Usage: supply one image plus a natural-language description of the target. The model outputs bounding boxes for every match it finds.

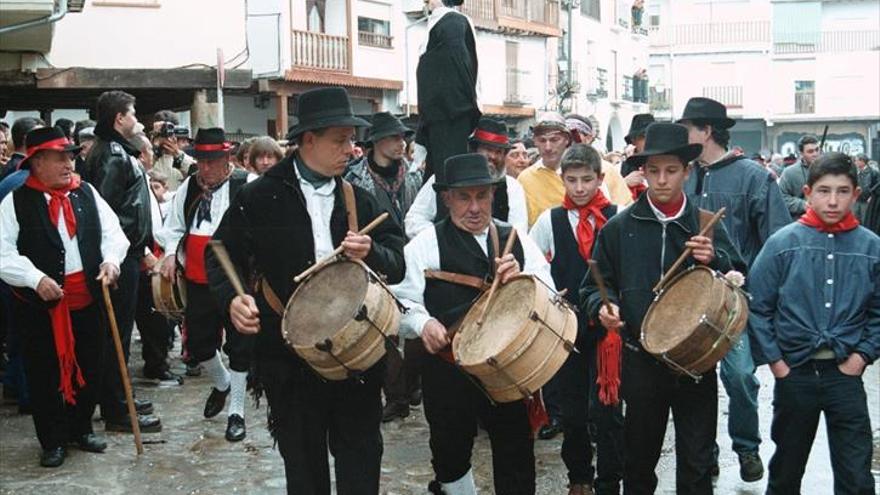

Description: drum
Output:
[452,275,577,403]
[281,259,400,381]
[151,258,186,322]
[641,265,749,378]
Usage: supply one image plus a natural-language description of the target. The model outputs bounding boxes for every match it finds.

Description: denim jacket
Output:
[748,222,880,368]
[685,155,790,266]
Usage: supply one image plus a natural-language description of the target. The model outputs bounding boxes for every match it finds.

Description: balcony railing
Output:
[702,85,743,109]
[795,92,815,114]
[583,67,608,99]
[650,87,671,112]
[774,30,880,54]
[358,31,393,49]
[505,68,531,106]
[623,76,634,102]
[461,0,559,30]
[649,21,771,47]
[292,29,350,72]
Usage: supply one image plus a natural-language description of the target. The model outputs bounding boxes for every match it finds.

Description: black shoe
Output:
[225,414,246,442]
[185,362,202,377]
[39,447,66,468]
[381,401,410,423]
[738,452,764,482]
[72,433,107,453]
[105,414,163,433]
[144,368,184,385]
[134,398,154,415]
[538,417,563,440]
[204,386,230,419]
[409,388,422,407]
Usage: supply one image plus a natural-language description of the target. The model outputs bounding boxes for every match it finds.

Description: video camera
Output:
[156,122,191,139]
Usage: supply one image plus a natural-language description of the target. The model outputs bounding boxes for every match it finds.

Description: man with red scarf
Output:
[749,152,879,494]
[529,143,623,495]
[0,127,129,467]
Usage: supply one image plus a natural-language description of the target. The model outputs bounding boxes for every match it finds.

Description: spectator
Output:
[246,136,284,175]
[768,153,785,177]
[235,137,255,172]
[778,135,820,220]
[0,117,45,180]
[150,110,191,190]
[565,114,631,206]
[518,112,571,226]
[504,139,530,178]
[74,125,96,177]
[148,169,173,217]
[853,153,877,221]
[53,118,74,141]
[0,126,8,167]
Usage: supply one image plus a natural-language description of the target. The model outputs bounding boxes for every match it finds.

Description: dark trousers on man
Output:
[185,280,251,372]
[422,114,474,183]
[588,347,625,495]
[100,253,140,420]
[767,359,875,495]
[383,337,425,407]
[17,302,104,450]
[262,357,384,495]
[559,345,595,486]
[422,354,535,494]
[135,270,173,376]
[622,347,717,495]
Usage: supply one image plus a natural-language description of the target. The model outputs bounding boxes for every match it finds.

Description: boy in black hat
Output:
[206,87,405,494]
[393,152,554,495]
[581,123,746,494]
[678,96,789,481]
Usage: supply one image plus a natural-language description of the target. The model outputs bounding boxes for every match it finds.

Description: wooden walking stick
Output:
[294,212,390,283]
[101,282,143,455]
[476,228,518,326]
[652,207,726,292]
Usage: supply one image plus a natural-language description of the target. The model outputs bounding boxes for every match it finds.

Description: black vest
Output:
[424,218,525,328]
[549,204,617,346]
[12,183,103,305]
[434,179,510,223]
[178,169,249,256]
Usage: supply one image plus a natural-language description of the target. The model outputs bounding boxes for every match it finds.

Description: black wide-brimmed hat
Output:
[623,123,703,169]
[19,126,82,170]
[625,113,655,145]
[469,117,511,150]
[676,97,735,129]
[186,127,233,159]
[286,87,371,140]
[433,153,503,191]
[366,112,413,143]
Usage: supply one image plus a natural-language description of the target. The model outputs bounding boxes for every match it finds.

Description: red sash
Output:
[184,234,211,283]
[50,271,93,404]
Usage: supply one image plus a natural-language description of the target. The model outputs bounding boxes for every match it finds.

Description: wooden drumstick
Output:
[476,228,518,326]
[208,240,247,298]
[294,212,390,283]
[587,260,615,315]
[652,207,726,293]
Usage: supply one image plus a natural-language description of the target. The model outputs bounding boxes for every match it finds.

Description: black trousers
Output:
[559,345,594,485]
[100,253,140,419]
[767,359,875,495]
[135,270,172,375]
[263,358,384,495]
[621,348,717,495]
[383,337,425,406]
[422,354,535,494]
[588,347,625,495]
[185,280,252,372]
[422,114,474,183]
[17,301,104,450]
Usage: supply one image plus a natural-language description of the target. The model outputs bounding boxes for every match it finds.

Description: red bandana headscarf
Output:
[798,207,860,233]
[562,189,611,261]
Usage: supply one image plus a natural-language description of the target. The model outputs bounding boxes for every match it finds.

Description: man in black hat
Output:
[205,87,405,494]
[405,117,528,239]
[581,122,746,494]
[678,96,789,482]
[158,128,254,442]
[0,126,129,467]
[393,153,553,494]
[621,113,655,198]
[344,111,426,422]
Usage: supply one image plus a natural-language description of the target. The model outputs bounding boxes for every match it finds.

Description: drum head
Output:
[456,277,534,366]
[284,261,369,347]
[643,267,716,354]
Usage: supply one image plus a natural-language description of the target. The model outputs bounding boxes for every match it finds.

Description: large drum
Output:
[281,259,400,381]
[641,265,749,378]
[151,257,186,322]
[452,275,577,403]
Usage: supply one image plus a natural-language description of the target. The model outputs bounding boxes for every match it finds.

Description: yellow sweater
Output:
[518,162,565,226]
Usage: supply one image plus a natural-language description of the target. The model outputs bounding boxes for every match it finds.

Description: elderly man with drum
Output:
[205,87,405,495]
[394,153,555,495]
[581,123,746,495]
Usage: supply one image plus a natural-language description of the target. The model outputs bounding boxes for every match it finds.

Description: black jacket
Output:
[205,154,406,361]
[579,193,747,346]
[83,123,152,255]
[417,11,479,125]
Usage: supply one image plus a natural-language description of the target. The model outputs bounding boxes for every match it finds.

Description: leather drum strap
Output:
[342,180,359,232]
[424,270,489,291]
[257,277,286,316]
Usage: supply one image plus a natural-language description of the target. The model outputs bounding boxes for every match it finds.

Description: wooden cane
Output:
[652,207,726,292]
[101,282,143,455]
[208,241,247,298]
[476,228,519,326]
[293,212,390,283]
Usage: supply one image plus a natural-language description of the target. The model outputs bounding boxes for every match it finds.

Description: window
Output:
[795,80,815,113]
[358,17,392,48]
[581,0,600,21]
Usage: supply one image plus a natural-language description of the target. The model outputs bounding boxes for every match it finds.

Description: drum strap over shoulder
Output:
[256,276,286,316]
[424,270,489,291]
[342,179,359,232]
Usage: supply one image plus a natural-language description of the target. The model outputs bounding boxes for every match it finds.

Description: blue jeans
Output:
[719,330,761,455]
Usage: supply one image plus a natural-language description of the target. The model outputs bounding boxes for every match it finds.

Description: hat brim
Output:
[19,144,83,170]
[369,127,415,143]
[184,146,233,159]
[623,143,703,169]
[433,177,503,192]
[676,116,736,130]
[469,137,512,150]
[624,128,648,145]
[287,115,372,140]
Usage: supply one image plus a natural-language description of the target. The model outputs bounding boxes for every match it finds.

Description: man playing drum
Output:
[580,123,746,494]
[393,153,554,495]
[205,87,405,494]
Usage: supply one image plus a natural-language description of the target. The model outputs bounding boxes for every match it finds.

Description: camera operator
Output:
[150,110,192,191]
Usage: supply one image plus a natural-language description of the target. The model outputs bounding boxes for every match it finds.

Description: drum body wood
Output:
[151,258,186,322]
[282,259,400,381]
[452,275,577,403]
[641,265,749,377]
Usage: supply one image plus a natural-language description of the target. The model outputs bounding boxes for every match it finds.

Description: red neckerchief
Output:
[24,174,82,238]
[649,192,685,218]
[798,207,860,233]
[562,189,611,261]
[629,183,647,201]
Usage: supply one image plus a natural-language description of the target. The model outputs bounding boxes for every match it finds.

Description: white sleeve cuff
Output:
[26,269,48,291]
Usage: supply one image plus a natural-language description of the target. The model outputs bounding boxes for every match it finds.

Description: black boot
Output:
[72,433,108,453]
[105,414,163,433]
[39,447,66,468]
[225,414,246,442]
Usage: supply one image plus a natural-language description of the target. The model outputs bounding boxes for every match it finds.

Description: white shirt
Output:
[293,162,338,261]
[392,224,555,339]
[404,175,529,240]
[529,207,598,261]
[0,183,130,290]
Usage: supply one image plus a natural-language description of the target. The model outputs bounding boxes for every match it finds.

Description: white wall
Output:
[223,94,277,135]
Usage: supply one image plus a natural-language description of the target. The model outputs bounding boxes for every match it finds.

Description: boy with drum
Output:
[749,152,879,494]
[580,123,746,494]
[529,143,623,495]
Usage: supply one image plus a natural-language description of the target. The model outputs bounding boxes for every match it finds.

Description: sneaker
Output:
[185,362,202,377]
[143,368,184,386]
[738,452,764,482]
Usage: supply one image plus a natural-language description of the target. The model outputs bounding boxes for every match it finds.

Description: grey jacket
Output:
[777,159,810,220]
[344,154,423,227]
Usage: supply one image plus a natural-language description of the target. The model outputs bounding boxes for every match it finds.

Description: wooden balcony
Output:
[358,31,393,49]
[291,29,350,73]
[460,0,560,37]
